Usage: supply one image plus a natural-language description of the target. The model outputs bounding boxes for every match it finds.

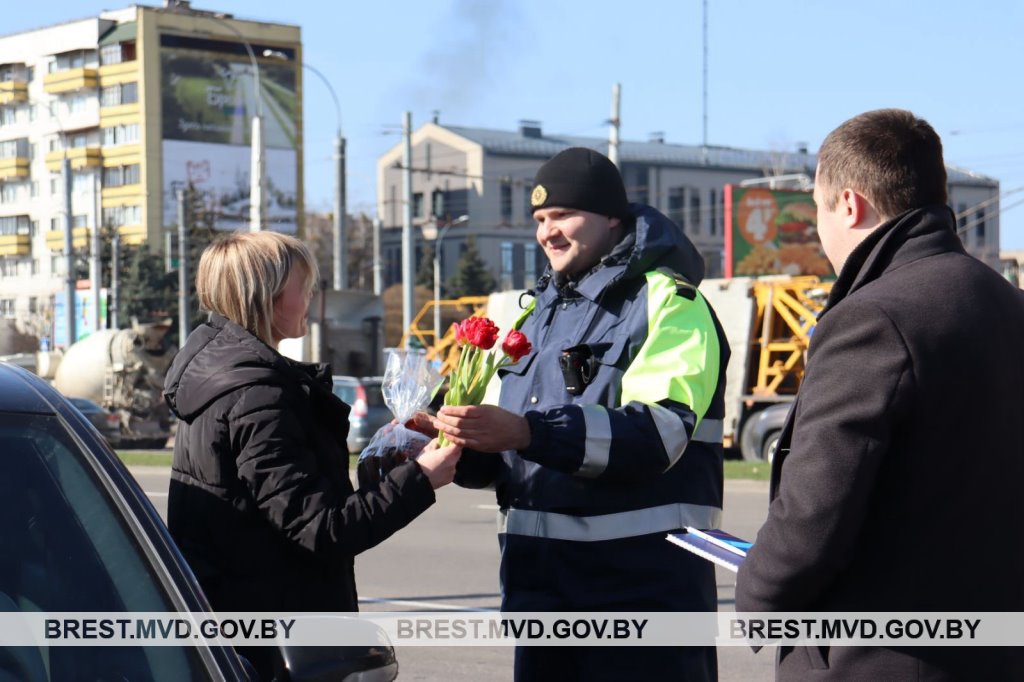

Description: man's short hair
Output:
[196,231,318,344]
[816,108,947,219]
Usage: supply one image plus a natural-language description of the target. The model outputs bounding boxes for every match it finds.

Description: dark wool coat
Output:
[736,206,1024,679]
[163,314,435,615]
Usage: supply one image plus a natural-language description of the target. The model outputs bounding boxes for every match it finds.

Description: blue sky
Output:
[14,0,1024,249]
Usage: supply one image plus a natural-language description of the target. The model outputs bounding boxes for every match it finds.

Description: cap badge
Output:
[531,185,548,207]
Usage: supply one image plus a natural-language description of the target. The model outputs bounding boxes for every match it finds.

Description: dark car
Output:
[0,362,398,682]
[739,402,793,462]
[68,396,122,447]
[332,376,391,454]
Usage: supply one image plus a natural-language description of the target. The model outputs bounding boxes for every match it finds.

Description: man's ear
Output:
[842,189,880,229]
[608,216,621,231]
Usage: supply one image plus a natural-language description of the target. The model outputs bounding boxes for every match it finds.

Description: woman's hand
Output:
[406,411,439,438]
[415,439,462,489]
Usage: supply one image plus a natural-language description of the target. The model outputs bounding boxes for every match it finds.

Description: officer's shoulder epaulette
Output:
[653,267,697,300]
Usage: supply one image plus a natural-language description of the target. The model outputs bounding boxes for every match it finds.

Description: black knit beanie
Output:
[530,147,631,220]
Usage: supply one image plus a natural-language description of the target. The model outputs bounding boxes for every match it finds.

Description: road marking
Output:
[475,504,499,510]
[145,492,168,498]
[360,597,496,612]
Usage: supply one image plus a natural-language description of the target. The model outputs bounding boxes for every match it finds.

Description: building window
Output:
[30,220,38,237]
[26,67,34,82]
[68,95,88,115]
[500,181,512,222]
[500,241,514,290]
[524,242,537,285]
[72,214,88,229]
[0,261,14,277]
[50,217,60,232]
[389,185,396,226]
[524,185,534,224]
[0,215,29,235]
[28,296,37,313]
[689,190,702,235]
[102,204,141,227]
[100,44,122,66]
[50,178,59,196]
[101,82,138,107]
[709,188,719,236]
[668,187,685,231]
[431,189,445,218]
[51,255,66,276]
[102,123,139,147]
[975,209,986,244]
[0,108,15,126]
[72,173,90,194]
[0,299,15,317]
[412,192,424,218]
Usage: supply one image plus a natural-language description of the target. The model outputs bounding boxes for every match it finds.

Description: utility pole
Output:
[111,230,120,330]
[401,112,414,346]
[89,172,101,333]
[62,157,75,348]
[701,0,709,164]
[609,83,621,169]
[372,217,383,296]
[177,189,190,341]
[334,135,347,289]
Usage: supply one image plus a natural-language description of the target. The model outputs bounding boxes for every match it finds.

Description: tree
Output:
[449,236,496,297]
[304,211,377,291]
[117,242,175,326]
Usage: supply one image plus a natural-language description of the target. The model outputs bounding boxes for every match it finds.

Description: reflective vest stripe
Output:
[648,403,693,470]
[692,418,723,444]
[498,502,723,542]
[578,404,611,478]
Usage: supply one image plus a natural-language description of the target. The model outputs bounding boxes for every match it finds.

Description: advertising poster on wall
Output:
[723,185,833,278]
[160,35,300,233]
[53,289,109,348]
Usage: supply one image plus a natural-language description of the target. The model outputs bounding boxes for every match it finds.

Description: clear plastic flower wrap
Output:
[356,349,442,490]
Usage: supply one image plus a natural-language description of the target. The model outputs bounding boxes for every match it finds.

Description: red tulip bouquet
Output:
[438,316,532,445]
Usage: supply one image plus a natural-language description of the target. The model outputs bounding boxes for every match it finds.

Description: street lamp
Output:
[423,214,468,344]
[196,18,265,231]
[263,50,347,290]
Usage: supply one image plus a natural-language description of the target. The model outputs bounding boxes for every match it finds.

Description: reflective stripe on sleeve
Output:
[692,418,723,444]
[578,404,612,478]
[648,403,694,470]
[498,503,723,542]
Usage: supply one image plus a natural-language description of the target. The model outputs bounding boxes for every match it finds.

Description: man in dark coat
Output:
[735,109,1024,679]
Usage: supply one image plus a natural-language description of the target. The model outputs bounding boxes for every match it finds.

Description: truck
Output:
[51,321,177,448]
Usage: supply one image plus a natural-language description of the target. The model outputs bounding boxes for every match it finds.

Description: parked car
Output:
[738,402,793,462]
[67,396,122,447]
[331,376,391,454]
[0,362,398,682]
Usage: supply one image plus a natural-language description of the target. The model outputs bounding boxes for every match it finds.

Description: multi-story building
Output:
[0,1,302,347]
[376,120,1000,291]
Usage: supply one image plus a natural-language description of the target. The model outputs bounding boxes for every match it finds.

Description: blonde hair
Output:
[196,231,319,344]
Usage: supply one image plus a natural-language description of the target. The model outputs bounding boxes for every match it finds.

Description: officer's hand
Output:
[430,405,531,452]
[415,439,462,489]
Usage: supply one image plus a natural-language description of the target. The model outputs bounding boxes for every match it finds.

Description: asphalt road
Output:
[133,468,776,681]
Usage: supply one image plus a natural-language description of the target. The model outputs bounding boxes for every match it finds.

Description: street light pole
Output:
[199,17,265,231]
[265,52,346,289]
[432,215,468,344]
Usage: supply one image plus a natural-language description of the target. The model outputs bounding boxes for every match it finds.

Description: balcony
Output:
[43,67,99,94]
[45,227,90,251]
[101,184,142,203]
[0,157,29,180]
[45,146,102,173]
[101,143,141,166]
[99,102,140,127]
[117,223,145,246]
[0,234,30,257]
[98,61,138,82]
[0,81,28,106]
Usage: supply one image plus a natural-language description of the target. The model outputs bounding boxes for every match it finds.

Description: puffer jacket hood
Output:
[164,314,306,422]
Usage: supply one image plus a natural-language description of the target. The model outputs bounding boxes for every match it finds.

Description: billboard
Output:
[723,186,833,278]
[160,36,299,232]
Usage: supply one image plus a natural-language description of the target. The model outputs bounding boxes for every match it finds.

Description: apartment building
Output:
[0,2,301,348]
[376,120,1000,292]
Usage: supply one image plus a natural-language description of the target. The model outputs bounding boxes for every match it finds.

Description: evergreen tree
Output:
[415,243,434,289]
[449,236,496,297]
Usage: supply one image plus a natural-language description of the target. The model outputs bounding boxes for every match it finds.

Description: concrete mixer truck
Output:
[53,321,176,448]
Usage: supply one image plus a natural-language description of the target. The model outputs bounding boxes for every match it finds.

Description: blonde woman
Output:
[163,231,460,679]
